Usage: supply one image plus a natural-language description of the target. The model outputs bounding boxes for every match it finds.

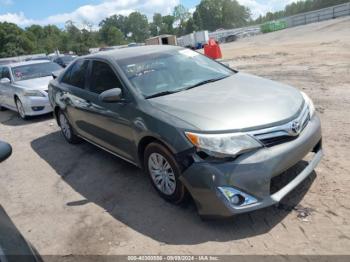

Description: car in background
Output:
[52,55,76,68]
[0,60,62,119]
[49,45,322,218]
[25,56,51,62]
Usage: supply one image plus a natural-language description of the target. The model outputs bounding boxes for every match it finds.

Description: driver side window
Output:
[89,61,122,95]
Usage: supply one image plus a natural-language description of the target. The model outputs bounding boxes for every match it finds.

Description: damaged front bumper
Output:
[179,115,323,218]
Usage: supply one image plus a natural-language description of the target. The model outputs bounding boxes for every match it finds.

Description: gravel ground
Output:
[0,17,350,256]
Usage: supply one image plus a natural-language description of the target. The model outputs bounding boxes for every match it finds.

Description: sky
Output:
[0,0,296,28]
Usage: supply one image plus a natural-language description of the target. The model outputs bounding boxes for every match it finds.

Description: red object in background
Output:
[204,39,222,59]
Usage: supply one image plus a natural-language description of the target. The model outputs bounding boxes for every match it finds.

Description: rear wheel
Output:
[58,111,81,144]
[15,98,27,120]
[144,142,188,203]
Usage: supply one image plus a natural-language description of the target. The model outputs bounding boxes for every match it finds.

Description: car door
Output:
[78,59,136,161]
[0,67,15,109]
[58,59,91,135]
[0,66,4,106]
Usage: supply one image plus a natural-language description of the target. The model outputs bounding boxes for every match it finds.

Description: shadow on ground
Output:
[31,131,316,245]
[0,110,52,126]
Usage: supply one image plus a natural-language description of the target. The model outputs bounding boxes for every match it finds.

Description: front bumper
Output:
[21,96,53,116]
[180,115,323,218]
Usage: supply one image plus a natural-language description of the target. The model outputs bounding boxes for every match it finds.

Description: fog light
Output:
[230,194,243,205]
[218,186,258,207]
[31,106,44,111]
[230,195,241,205]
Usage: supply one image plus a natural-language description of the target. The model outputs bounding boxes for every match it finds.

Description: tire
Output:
[144,142,188,204]
[58,110,81,144]
[15,97,27,120]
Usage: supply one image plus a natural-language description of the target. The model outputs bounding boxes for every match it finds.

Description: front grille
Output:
[260,135,298,147]
[251,105,310,148]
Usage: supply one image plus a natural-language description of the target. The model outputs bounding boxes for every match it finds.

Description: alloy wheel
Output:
[59,113,72,140]
[16,99,26,119]
[148,152,176,195]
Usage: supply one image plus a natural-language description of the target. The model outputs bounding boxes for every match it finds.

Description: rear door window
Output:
[61,60,89,89]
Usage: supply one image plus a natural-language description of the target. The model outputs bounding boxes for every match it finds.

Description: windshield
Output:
[117,49,234,98]
[12,62,62,81]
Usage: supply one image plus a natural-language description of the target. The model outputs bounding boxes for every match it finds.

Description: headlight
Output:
[23,90,45,97]
[185,131,262,158]
[301,92,315,117]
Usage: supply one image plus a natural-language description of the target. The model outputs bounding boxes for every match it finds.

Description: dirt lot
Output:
[1,17,350,256]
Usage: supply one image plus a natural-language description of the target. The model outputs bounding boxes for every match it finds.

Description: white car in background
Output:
[0,60,62,119]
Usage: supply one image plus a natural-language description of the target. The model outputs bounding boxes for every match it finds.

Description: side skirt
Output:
[77,134,139,167]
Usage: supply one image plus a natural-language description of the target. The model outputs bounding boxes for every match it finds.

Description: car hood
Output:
[149,72,304,131]
[15,76,52,91]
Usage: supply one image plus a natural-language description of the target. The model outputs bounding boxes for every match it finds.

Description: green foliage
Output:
[0,0,344,58]
[193,0,250,31]
[127,12,149,42]
[0,22,34,57]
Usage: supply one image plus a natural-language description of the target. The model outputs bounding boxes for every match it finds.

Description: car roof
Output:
[85,45,183,61]
[5,60,53,68]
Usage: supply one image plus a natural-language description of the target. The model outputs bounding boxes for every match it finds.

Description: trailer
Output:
[177,31,209,49]
[145,35,177,46]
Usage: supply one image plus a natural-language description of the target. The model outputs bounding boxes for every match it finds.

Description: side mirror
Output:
[52,70,62,79]
[0,78,11,84]
[99,88,122,103]
[0,140,12,163]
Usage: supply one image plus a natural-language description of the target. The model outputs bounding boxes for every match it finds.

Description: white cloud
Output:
[0,0,179,28]
[0,12,35,25]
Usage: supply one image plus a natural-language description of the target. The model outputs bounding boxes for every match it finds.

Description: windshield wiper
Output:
[145,90,181,99]
[145,76,229,99]
[183,76,229,91]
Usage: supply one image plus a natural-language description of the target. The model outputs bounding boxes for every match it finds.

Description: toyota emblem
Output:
[291,120,301,135]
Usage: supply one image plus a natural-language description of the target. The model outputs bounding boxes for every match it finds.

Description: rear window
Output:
[12,62,62,81]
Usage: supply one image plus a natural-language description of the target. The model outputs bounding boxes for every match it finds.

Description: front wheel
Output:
[58,111,81,144]
[144,142,188,204]
[15,98,27,120]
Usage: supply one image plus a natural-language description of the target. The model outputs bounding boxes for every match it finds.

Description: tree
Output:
[173,4,190,35]
[99,14,128,37]
[100,26,125,46]
[126,12,149,42]
[150,13,162,36]
[173,4,190,23]
[185,17,196,34]
[0,22,34,58]
[193,0,250,31]
[160,15,175,34]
